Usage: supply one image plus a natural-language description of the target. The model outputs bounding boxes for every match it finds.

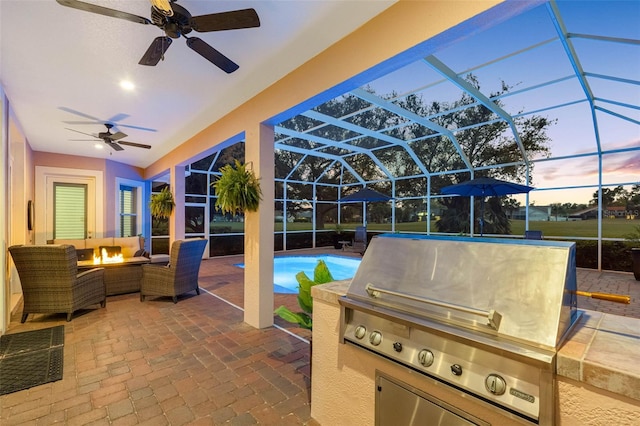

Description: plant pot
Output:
[632,248,640,281]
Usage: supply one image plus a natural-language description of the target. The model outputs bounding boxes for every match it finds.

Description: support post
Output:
[244,124,275,328]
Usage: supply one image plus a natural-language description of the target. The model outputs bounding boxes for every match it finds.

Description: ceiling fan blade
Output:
[191,8,260,32]
[55,0,152,25]
[106,113,130,123]
[65,127,98,138]
[113,123,157,132]
[106,142,125,151]
[109,131,128,141]
[186,37,239,73]
[60,106,102,121]
[139,37,173,66]
[118,141,152,150]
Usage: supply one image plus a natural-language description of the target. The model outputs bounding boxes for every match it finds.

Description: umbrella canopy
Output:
[440,177,534,236]
[440,177,534,198]
[340,188,392,203]
[340,188,392,226]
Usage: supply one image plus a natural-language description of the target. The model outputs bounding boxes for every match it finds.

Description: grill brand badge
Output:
[510,388,535,404]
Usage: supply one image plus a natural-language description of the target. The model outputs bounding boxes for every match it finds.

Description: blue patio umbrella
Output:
[340,188,392,225]
[440,177,534,236]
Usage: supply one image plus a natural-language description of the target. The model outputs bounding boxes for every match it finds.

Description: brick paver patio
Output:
[0,247,636,424]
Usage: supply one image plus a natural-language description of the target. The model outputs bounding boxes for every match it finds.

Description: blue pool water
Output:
[236,255,361,294]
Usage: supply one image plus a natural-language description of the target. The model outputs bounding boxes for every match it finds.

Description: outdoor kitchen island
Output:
[310,235,640,425]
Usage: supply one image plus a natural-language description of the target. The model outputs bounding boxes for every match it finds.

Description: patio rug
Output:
[0,325,64,395]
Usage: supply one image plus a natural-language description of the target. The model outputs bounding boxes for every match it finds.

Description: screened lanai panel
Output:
[596,109,640,153]
[588,78,640,115]
[575,40,639,83]
[396,177,427,198]
[345,136,392,150]
[307,124,361,141]
[499,78,587,120]
[191,153,216,171]
[274,150,304,179]
[276,136,322,150]
[406,77,468,115]
[602,152,640,186]
[316,146,358,157]
[371,145,421,178]
[342,153,388,181]
[468,41,575,94]
[435,5,555,72]
[279,115,324,132]
[541,103,598,158]
[383,122,438,143]
[560,1,640,40]
[531,156,600,200]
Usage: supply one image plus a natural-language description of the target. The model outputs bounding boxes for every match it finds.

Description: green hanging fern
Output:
[149,187,175,219]
[213,160,263,214]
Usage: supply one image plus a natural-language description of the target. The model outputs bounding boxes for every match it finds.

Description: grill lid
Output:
[345,234,578,350]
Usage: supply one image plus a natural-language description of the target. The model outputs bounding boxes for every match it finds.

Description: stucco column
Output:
[170,165,185,244]
[244,123,275,328]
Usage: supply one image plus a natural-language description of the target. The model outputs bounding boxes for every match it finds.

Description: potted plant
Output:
[624,225,640,280]
[274,260,334,330]
[212,160,262,214]
[149,187,175,219]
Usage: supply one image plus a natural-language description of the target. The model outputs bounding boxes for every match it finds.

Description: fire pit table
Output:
[78,256,150,295]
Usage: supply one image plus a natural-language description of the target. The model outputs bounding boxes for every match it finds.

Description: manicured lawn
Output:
[213,218,638,239]
[315,219,639,239]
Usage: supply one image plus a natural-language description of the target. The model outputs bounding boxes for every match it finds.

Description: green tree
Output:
[432,76,553,234]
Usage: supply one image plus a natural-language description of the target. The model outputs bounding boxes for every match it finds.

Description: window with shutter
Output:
[54,183,87,239]
[119,185,137,237]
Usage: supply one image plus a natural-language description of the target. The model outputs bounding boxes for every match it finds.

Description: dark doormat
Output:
[0,325,64,395]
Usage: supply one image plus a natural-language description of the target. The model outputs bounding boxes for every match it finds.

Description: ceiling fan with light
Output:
[55,0,261,73]
[66,124,152,151]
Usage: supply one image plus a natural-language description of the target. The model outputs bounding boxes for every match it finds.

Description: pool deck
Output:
[1,247,636,425]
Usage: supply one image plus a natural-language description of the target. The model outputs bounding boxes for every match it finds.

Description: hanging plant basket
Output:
[212,160,263,214]
[149,187,175,219]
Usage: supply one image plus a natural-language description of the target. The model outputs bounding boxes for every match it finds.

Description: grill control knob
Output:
[485,374,507,396]
[369,331,382,346]
[417,349,434,367]
[451,364,463,376]
[354,325,366,339]
[393,342,403,352]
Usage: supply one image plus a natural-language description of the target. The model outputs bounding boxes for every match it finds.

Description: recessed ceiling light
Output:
[120,80,135,91]
[95,143,104,150]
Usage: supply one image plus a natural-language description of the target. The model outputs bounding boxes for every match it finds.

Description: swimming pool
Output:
[236,255,361,294]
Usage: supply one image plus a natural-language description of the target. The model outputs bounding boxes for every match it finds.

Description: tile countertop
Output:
[311,281,640,402]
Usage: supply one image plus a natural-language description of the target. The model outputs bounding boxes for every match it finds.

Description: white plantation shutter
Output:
[54,183,87,239]
[119,185,137,237]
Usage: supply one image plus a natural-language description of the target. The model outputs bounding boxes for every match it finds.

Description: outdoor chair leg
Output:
[20,312,28,323]
[172,296,178,304]
[101,299,106,308]
[196,287,200,295]
[140,294,145,302]
[66,313,73,322]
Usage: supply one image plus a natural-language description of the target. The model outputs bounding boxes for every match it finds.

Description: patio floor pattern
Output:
[0,247,637,425]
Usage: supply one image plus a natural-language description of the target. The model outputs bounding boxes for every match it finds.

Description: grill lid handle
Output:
[365,283,503,330]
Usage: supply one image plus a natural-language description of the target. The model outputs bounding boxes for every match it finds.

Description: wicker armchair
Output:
[140,238,208,303]
[8,244,106,323]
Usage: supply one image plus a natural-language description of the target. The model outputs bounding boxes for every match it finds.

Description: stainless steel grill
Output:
[339,234,579,425]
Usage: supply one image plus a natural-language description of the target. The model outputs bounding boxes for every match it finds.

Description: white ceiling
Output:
[0,0,396,168]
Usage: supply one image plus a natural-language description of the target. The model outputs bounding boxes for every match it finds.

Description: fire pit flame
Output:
[93,249,124,265]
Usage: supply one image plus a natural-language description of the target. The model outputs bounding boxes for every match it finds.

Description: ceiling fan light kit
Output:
[55,0,260,73]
